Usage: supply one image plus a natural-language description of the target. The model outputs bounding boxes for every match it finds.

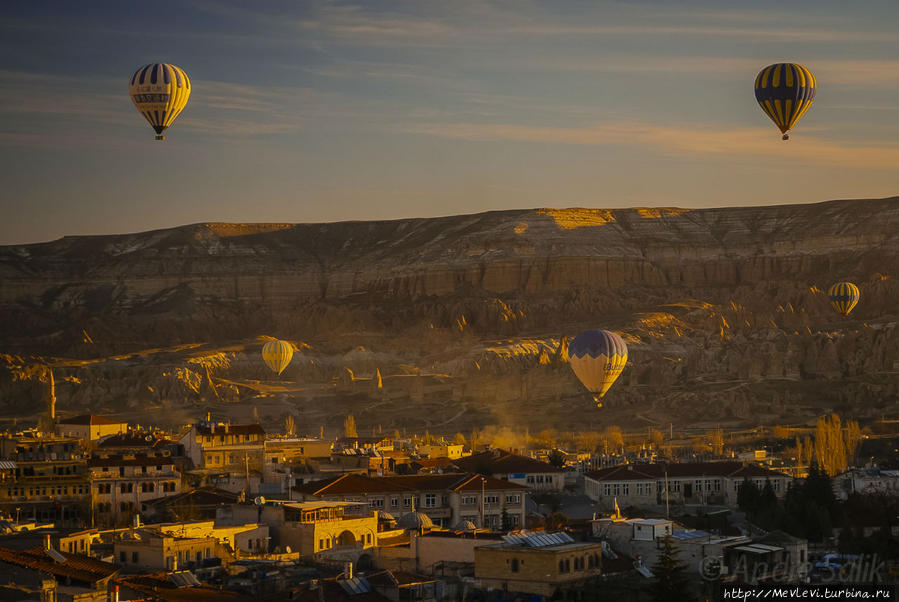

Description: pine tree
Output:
[648,534,697,602]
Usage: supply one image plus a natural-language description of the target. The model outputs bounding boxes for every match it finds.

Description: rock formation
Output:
[0,197,897,433]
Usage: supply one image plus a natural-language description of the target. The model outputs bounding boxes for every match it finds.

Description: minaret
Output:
[47,367,56,422]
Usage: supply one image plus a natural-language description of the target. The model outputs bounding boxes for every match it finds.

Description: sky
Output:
[1,0,898,245]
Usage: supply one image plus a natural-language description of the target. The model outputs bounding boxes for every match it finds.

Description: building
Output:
[474,531,603,597]
[293,473,528,530]
[833,468,899,499]
[0,539,119,602]
[113,527,236,571]
[585,461,792,509]
[56,414,128,441]
[217,500,378,559]
[93,432,183,461]
[141,486,241,522]
[594,517,749,576]
[419,444,465,460]
[0,433,90,525]
[179,421,265,471]
[89,454,183,527]
[453,449,566,492]
[153,519,270,555]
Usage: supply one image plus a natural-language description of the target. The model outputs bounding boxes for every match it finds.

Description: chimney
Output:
[44,534,51,550]
[112,585,120,602]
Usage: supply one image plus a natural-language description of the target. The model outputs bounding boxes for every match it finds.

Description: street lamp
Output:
[480,477,486,529]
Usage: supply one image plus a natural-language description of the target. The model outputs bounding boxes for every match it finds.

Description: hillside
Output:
[1,197,897,434]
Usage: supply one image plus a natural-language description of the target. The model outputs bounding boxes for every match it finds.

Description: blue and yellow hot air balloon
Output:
[568,330,628,407]
[828,282,860,317]
[129,63,191,141]
[261,340,294,375]
[754,63,816,140]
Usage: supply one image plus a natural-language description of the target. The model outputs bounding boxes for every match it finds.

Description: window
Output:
[366,533,372,545]
[511,558,519,573]
[773,479,781,492]
[505,494,520,504]
[526,476,535,483]
[612,484,620,496]
[484,495,498,504]
[141,466,147,474]
[621,483,629,496]
[390,497,399,508]
[603,484,611,496]
[695,479,703,492]
[403,497,412,508]
[369,498,384,508]
[132,552,138,563]
[462,495,477,505]
[714,479,721,492]
[424,494,437,508]
[319,538,325,550]
[120,551,126,562]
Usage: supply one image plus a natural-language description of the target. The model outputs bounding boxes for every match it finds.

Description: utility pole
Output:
[664,470,670,519]
[480,477,486,529]
[245,453,250,498]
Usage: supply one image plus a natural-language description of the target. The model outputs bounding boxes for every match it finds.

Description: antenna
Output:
[254,496,266,506]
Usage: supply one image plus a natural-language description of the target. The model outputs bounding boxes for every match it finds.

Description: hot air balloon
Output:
[828,282,860,317]
[129,63,191,141]
[568,330,628,407]
[262,340,294,375]
[754,63,816,140]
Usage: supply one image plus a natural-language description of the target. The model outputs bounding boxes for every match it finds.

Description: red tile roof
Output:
[0,545,118,585]
[117,573,252,601]
[585,462,790,482]
[58,414,126,426]
[294,472,527,497]
[453,450,566,475]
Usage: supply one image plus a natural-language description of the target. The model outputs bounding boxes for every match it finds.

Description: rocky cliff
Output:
[1,197,897,433]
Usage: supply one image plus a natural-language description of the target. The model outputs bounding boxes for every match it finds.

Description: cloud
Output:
[406,120,899,169]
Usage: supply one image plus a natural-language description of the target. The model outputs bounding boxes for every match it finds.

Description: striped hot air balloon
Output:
[568,330,628,407]
[129,63,191,141]
[754,63,816,140]
[828,282,860,317]
[261,340,294,375]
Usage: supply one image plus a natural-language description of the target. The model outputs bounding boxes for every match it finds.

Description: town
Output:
[0,409,896,601]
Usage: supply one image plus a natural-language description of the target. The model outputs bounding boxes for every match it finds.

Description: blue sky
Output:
[1,0,898,244]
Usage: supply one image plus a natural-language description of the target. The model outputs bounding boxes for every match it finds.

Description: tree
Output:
[737,478,760,514]
[548,449,566,469]
[344,414,357,438]
[501,508,514,532]
[252,406,260,424]
[452,432,467,446]
[649,428,665,448]
[284,415,296,436]
[647,534,697,602]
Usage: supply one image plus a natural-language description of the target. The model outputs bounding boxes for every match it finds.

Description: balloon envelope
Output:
[569,330,628,403]
[262,340,294,375]
[129,63,191,140]
[754,63,816,140]
[828,282,860,317]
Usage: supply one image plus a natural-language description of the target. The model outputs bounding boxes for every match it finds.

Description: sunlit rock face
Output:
[1,197,897,432]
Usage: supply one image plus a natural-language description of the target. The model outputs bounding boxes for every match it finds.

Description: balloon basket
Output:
[782,134,789,141]
[155,135,165,141]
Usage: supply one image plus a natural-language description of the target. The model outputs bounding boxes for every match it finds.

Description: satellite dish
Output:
[254,496,266,506]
